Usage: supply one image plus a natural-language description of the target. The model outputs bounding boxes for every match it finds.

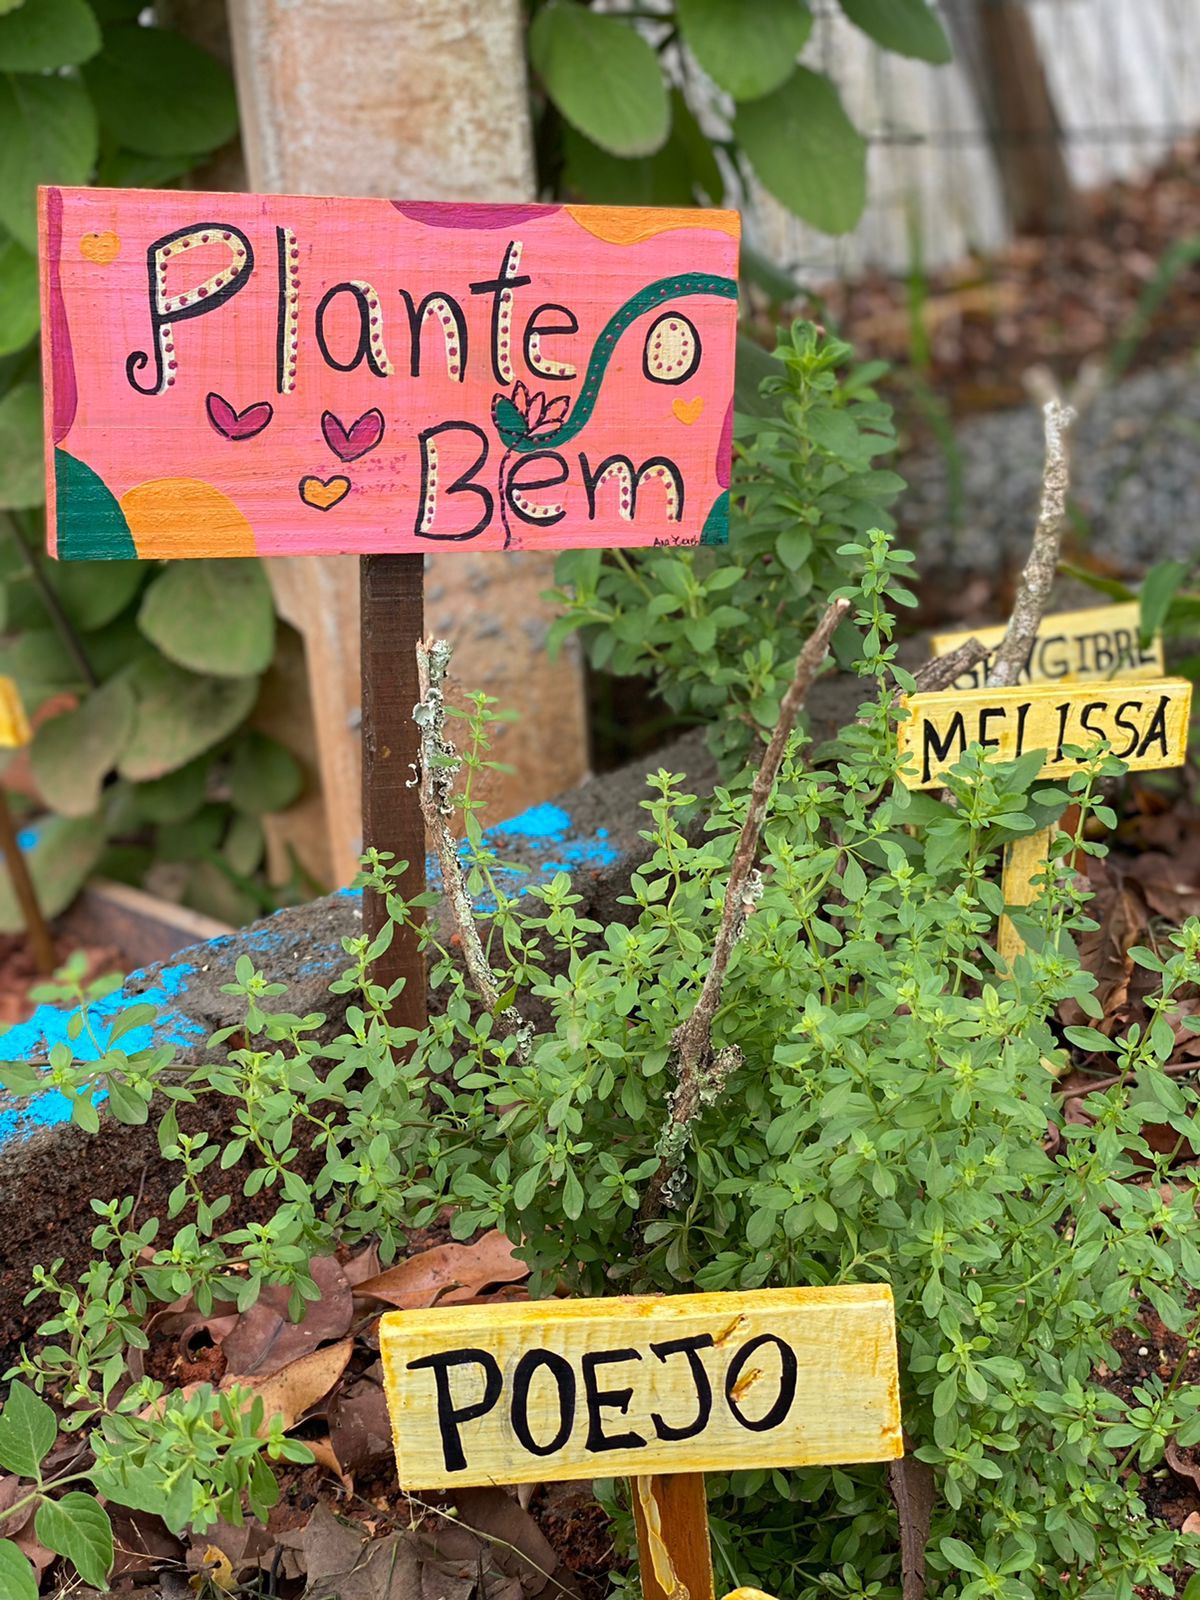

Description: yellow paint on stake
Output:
[929,602,1164,689]
[0,676,32,748]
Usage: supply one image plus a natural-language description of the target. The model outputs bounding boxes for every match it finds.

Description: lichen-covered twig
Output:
[414,638,529,1052]
[987,396,1077,689]
[912,637,989,694]
[640,596,850,1222]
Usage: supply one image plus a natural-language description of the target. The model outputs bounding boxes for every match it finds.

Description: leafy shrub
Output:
[4,529,1200,1597]
[0,3,304,923]
[526,0,952,236]
[550,321,905,771]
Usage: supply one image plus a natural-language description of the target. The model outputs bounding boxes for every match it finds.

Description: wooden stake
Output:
[633,1473,715,1600]
[998,825,1052,968]
[360,553,427,1034]
[0,790,54,975]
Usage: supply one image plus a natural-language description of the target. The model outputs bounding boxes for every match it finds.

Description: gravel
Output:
[900,359,1200,578]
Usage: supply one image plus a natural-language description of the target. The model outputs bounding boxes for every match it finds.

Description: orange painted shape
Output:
[121,478,257,559]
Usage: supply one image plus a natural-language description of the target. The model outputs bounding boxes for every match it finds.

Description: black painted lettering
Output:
[470,240,532,384]
[511,1349,576,1458]
[127,222,254,395]
[315,282,390,377]
[1113,699,1142,758]
[978,706,1005,751]
[1080,700,1108,742]
[1137,694,1171,762]
[580,452,685,523]
[725,1334,798,1433]
[920,711,966,784]
[649,1334,714,1443]
[399,289,468,381]
[523,302,579,381]
[1036,633,1069,679]
[415,421,493,541]
[1053,702,1071,762]
[505,450,569,529]
[1014,701,1030,754]
[582,1348,647,1453]
[406,1348,502,1474]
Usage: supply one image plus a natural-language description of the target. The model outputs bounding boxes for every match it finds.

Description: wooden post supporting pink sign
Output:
[39,188,740,1014]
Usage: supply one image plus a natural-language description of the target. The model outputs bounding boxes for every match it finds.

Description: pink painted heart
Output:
[322,407,385,462]
[206,391,273,441]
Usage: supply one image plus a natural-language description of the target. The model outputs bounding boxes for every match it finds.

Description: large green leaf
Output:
[83,25,238,156]
[228,731,303,815]
[838,0,951,63]
[530,1,669,158]
[0,383,44,509]
[678,0,811,100]
[119,655,258,781]
[0,237,39,356]
[0,1381,56,1476]
[563,90,722,206]
[31,677,134,817]
[138,558,274,678]
[0,73,97,250]
[0,1542,36,1600]
[734,67,866,234]
[35,1493,113,1591]
[0,813,103,928]
[133,754,208,823]
[49,557,145,631]
[0,0,100,70]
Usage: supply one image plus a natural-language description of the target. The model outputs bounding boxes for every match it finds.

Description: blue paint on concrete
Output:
[0,961,205,1145]
[0,798,619,1147]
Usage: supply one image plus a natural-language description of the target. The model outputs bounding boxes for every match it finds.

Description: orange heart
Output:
[299,474,351,511]
[672,395,705,425]
[80,230,121,265]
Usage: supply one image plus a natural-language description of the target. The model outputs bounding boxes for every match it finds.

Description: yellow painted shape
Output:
[121,478,257,559]
[929,603,1164,689]
[567,205,741,245]
[897,677,1192,790]
[79,229,121,264]
[380,1286,901,1490]
[0,678,31,748]
[672,396,705,425]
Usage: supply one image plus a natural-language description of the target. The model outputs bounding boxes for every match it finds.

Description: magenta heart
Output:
[206,391,273,441]
[322,407,385,462]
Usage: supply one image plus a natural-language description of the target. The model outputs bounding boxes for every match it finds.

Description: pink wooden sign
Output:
[39,188,740,561]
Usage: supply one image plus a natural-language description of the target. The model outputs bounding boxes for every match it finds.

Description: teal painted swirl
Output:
[508,272,737,453]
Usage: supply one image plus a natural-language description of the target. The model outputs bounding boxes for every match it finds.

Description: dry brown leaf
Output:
[307,1434,354,1491]
[1166,1437,1200,1493]
[354,1231,526,1310]
[328,1362,394,1478]
[1183,1511,1200,1535]
[452,1485,579,1598]
[237,1336,355,1433]
[188,1545,236,1593]
[219,1255,353,1378]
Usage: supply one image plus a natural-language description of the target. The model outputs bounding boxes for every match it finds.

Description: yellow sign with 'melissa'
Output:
[0,678,31,749]
[930,602,1164,689]
[380,1286,901,1489]
[897,677,1193,790]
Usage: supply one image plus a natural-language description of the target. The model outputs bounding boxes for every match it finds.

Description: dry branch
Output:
[987,396,1077,689]
[414,638,529,1052]
[640,596,850,1222]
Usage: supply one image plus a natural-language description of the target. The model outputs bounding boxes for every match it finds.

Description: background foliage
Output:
[0,0,302,928]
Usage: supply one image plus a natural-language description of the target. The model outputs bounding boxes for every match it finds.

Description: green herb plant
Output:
[0,0,303,926]
[4,527,1200,1596]
[550,321,906,773]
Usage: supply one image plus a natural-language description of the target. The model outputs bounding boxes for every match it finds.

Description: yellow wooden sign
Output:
[897,677,1193,790]
[380,1286,901,1490]
[0,678,31,748]
[929,603,1165,690]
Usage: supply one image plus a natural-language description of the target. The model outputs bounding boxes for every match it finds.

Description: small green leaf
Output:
[35,1492,113,1590]
[228,732,303,815]
[135,755,209,823]
[838,0,952,63]
[530,1,670,158]
[0,1541,37,1600]
[224,810,264,876]
[138,559,274,678]
[0,0,100,70]
[734,68,866,234]
[678,0,811,101]
[83,25,237,156]
[0,236,39,356]
[1139,559,1189,644]
[0,1380,57,1477]
[0,383,45,509]
[0,73,97,251]
[50,559,145,632]
[118,656,258,781]
[31,677,134,817]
